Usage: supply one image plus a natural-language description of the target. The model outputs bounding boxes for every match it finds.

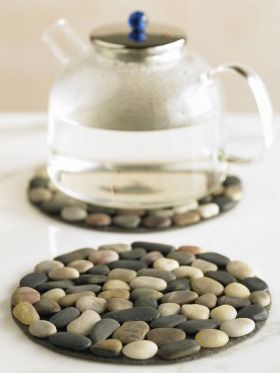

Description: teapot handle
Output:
[204,64,273,163]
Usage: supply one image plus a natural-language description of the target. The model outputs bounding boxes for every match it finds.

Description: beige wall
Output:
[0,0,279,112]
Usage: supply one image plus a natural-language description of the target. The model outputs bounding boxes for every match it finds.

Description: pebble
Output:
[173,201,199,214]
[113,215,141,229]
[67,260,93,273]
[158,339,201,360]
[40,195,73,215]
[90,319,120,343]
[197,252,230,267]
[158,303,180,317]
[250,291,271,307]
[35,260,64,273]
[86,213,112,227]
[122,340,158,360]
[161,290,198,305]
[55,248,94,265]
[174,266,203,279]
[237,304,268,322]
[108,268,137,282]
[48,267,79,281]
[37,280,75,291]
[90,339,122,357]
[134,297,157,308]
[65,285,101,294]
[103,280,130,290]
[213,195,236,211]
[67,310,101,336]
[241,277,268,292]
[220,318,255,337]
[106,298,133,312]
[130,288,163,300]
[49,332,92,351]
[131,242,175,255]
[120,249,146,260]
[103,307,160,323]
[195,329,229,348]
[29,320,57,338]
[29,188,52,204]
[76,296,107,313]
[137,268,176,283]
[75,274,107,285]
[12,302,40,325]
[198,203,219,219]
[98,244,131,253]
[98,289,130,300]
[172,211,201,226]
[205,270,236,286]
[130,276,167,291]
[108,260,147,271]
[154,258,179,271]
[226,260,254,280]
[142,215,172,228]
[225,184,242,201]
[195,293,217,309]
[11,287,40,306]
[210,305,237,321]
[177,320,220,336]
[150,315,186,329]
[167,252,195,265]
[34,299,61,316]
[61,206,87,222]
[30,176,49,189]
[181,304,210,320]
[223,175,240,187]
[140,251,163,265]
[58,291,95,307]
[19,272,48,288]
[217,296,251,309]
[147,328,186,347]
[166,279,190,292]
[49,307,80,329]
[192,259,218,273]
[112,321,149,344]
[191,277,224,296]
[88,265,110,276]
[177,245,204,254]
[42,288,66,302]
[224,283,250,298]
[89,250,119,265]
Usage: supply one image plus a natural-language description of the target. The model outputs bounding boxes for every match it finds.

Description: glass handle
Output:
[205,63,273,163]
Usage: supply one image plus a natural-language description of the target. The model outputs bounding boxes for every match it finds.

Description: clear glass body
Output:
[48,45,227,209]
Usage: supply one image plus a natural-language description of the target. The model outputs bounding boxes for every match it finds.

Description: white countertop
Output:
[0,113,280,372]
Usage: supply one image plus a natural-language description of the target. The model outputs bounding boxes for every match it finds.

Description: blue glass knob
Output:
[128,11,148,32]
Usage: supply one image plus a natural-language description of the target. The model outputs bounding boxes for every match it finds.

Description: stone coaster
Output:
[11,242,270,365]
[28,166,242,232]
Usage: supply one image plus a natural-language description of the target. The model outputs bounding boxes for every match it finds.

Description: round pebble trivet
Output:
[27,166,242,232]
[11,242,270,365]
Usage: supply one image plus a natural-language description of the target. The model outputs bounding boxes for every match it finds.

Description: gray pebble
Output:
[61,206,88,222]
[113,215,141,229]
[131,242,175,255]
[137,268,176,283]
[157,339,201,360]
[240,277,268,292]
[103,307,159,323]
[205,270,236,286]
[197,252,230,267]
[167,252,195,265]
[87,265,110,276]
[36,280,75,292]
[177,319,220,336]
[217,296,251,309]
[74,275,107,285]
[34,299,61,316]
[166,279,190,292]
[134,297,158,308]
[49,332,92,351]
[49,307,80,329]
[237,304,268,322]
[65,284,101,294]
[130,288,163,301]
[20,272,48,288]
[120,248,146,260]
[161,290,198,305]
[55,248,95,265]
[150,315,186,329]
[108,260,147,271]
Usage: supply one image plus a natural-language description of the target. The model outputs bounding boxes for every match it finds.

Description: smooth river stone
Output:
[76,296,106,313]
[225,184,242,201]
[130,276,167,291]
[11,287,40,306]
[29,188,52,203]
[220,318,255,337]
[172,211,201,226]
[55,248,95,265]
[58,291,95,307]
[142,215,172,229]
[191,277,224,296]
[181,304,210,320]
[49,307,80,329]
[48,267,79,281]
[112,321,149,344]
[174,266,203,279]
[147,328,186,347]
[34,299,61,316]
[103,280,130,290]
[167,252,195,265]
[29,320,57,338]
[177,320,220,336]
[113,215,141,229]
[195,293,217,309]
[103,307,159,323]
[166,279,190,292]
[158,303,180,317]
[67,310,101,336]
[106,298,133,312]
[132,241,175,255]
[213,195,236,211]
[217,296,251,309]
[108,260,147,271]
[120,248,146,260]
[130,288,163,300]
[88,265,110,276]
[36,280,74,292]
[210,305,237,321]
[122,340,158,360]
[67,259,93,273]
[150,315,186,329]
[135,297,157,309]
[205,270,237,286]
[154,258,179,271]
[226,260,254,280]
[65,284,101,294]
[89,250,119,265]
[90,339,122,357]
[90,318,120,343]
[75,275,107,285]
[158,339,201,360]
[177,245,204,254]
[195,329,229,348]
[12,302,40,325]
[137,268,176,283]
[161,290,198,305]
[61,206,87,222]
[35,260,64,273]
[108,268,137,282]
[41,288,65,302]
[98,244,131,253]
[19,272,48,288]
[98,289,130,300]
[140,251,163,265]
[192,259,218,273]
[250,291,271,307]
[198,203,219,218]
[241,277,268,292]
[86,213,111,227]
[237,304,268,322]
[197,252,230,267]
[30,176,49,188]
[49,332,92,351]
[224,283,250,298]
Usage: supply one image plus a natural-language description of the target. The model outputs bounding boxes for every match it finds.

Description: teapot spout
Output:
[42,19,90,65]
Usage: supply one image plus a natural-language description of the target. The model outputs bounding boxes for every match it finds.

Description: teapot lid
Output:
[90,11,186,54]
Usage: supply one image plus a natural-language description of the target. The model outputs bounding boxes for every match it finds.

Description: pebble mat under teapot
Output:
[11,242,270,364]
[28,167,242,232]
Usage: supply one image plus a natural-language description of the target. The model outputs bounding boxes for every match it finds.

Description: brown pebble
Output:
[177,245,204,254]
[86,214,112,227]
[146,328,186,347]
[173,211,201,226]
[11,287,40,306]
[89,250,119,264]
[141,251,163,265]
[112,321,149,344]
[142,215,172,229]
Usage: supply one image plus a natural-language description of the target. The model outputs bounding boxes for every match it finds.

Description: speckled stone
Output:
[150,315,186,329]
[49,332,92,351]
[113,215,141,229]
[250,291,271,307]
[197,252,230,267]
[195,293,217,309]
[112,321,149,344]
[108,268,137,282]
[58,291,95,307]
[86,213,112,227]
[181,304,210,320]
[205,270,236,286]
[67,310,101,336]
[61,206,87,222]
[191,259,218,273]
[98,289,130,300]
[154,258,179,271]
[76,296,106,313]
[19,272,48,288]
[217,296,251,309]
[35,260,64,273]
[131,242,175,255]
[41,288,66,302]
[67,260,93,273]
[130,288,163,301]
[130,276,167,291]
[13,301,40,325]
[140,251,163,265]
[166,279,190,292]
[161,290,198,305]
[177,245,204,254]
[75,275,107,285]
[220,318,255,337]
[90,339,122,357]
[29,320,57,338]
[120,249,146,260]
[90,318,120,343]
[195,329,229,348]
[157,303,180,317]
[174,266,203,279]
[240,277,268,292]
[108,260,147,271]
[89,250,119,265]
[34,299,61,316]
[11,287,40,306]
[49,307,80,329]
[167,252,195,265]
[65,285,101,294]
[177,320,220,336]
[210,305,237,322]
[29,188,52,204]
[146,328,186,347]
[122,340,158,360]
[137,268,176,283]
[237,304,268,322]
[157,339,201,360]
[103,307,159,323]
[224,283,250,298]
[191,277,224,296]
[103,280,130,291]
[55,248,94,265]
[226,260,255,280]
[106,298,133,312]
[172,211,201,226]
[198,203,219,219]
[98,244,131,254]
[142,215,172,229]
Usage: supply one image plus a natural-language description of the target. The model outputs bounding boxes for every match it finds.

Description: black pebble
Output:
[131,241,175,255]
[240,277,268,292]
[20,272,48,288]
[49,307,80,329]
[137,268,176,283]
[223,176,241,187]
[108,260,147,271]
[217,296,251,309]
[176,320,220,336]
[213,196,236,211]
[75,275,107,285]
[237,304,268,322]
[29,177,49,189]
[36,280,75,292]
[205,270,236,286]
[65,284,102,294]
[150,315,186,329]
[103,307,159,322]
[197,252,230,267]
[120,248,146,260]
[49,332,92,351]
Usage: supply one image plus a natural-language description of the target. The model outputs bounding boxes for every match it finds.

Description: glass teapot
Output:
[43,11,273,209]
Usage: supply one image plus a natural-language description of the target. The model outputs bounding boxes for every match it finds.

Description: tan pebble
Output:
[12,302,40,325]
[89,250,119,264]
[11,287,40,306]
[177,245,204,254]
[130,276,167,291]
[67,310,101,335]
[220,318,255,337]
[174,266,203,279]
[29,188,52,203]
[98,244,131,253]
[158,303,180,317]
[195,329,229,348]
[192,259,218,273]
[154,258,179,271]
[41,288,65,302]
[35,260,64,273]
[90,339,122,356]
[250,291,271,307]
[226,260,254,280]
[29,320,57,338]
[181,304,210,320]
[224,283,250,298]
[210,305,237,322]
[147,328,186,347]
[58,291,95,307]
[48,267,79,280]
[172,211,201,226]
[67,260,93,273]
[141,251,163,265]
[225,185,242,201]
[113,321,149,344]
[195,293,217,309]
[76,296,107,313]
[106,298,133,312]
[98,289,130,300]
[191,277,224,296]
[108,268,137,282]
[122,340,158,360]
[103,279,130,290]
